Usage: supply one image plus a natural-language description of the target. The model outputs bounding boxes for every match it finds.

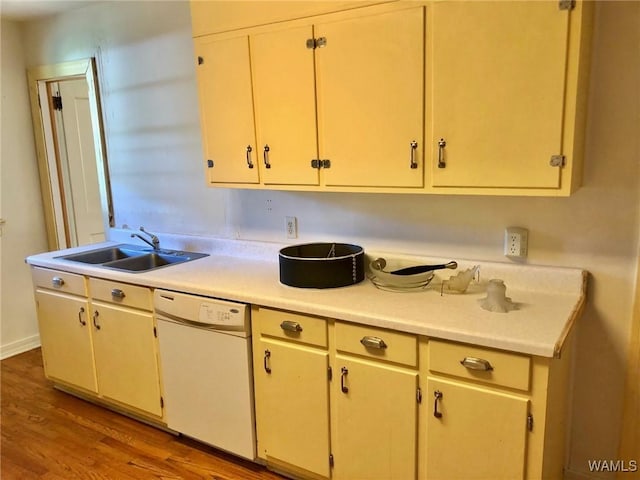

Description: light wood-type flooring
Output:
[1,348,284,480]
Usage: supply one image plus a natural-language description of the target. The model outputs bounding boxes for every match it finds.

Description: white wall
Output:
[0,19,49,358]
[17,1,640,478]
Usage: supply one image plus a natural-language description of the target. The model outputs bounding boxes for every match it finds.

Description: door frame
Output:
[27,57,113,251]
[618,249,640,477]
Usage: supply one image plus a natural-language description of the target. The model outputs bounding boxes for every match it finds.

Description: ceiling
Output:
[0,0,97,21]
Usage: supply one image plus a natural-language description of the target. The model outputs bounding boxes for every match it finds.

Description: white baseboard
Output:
[0,335,41,360]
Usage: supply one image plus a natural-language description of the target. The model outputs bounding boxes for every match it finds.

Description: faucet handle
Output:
[138,226,160,249]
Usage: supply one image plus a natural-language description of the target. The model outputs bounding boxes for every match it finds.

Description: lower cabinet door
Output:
[35,290,97,393]
[332,355,418,480]
[425,377,529,480]
[91,302,162,416]
[254,338,331,478]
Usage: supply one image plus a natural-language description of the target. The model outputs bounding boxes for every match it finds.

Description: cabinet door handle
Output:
[280,320,302,333]
[78,307,86,326]
[433,390,443,418]
[460,356,494,371]
[111,288,126,299]
[264,350,271,374]
[437,138,447,168]
[410,140,418,169]
[52,277,65,288]
[340,367,349,393]
[92,310,101,330]
[263,145,271,169]
[246,145,254,169]
[360,336,387,350]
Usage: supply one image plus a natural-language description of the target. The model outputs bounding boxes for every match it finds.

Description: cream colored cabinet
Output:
[429,1,593,195]
[316,6,424,188]
[195,4,425,189]
[251,24,320,186]
[425,378,529,479]
[195,34,259,185]
[89,278,163,417]
[31,268,163,420]
[251,307,331,479]
[32,268,97,393]
[421,339,572,480]
[332,322,419,480]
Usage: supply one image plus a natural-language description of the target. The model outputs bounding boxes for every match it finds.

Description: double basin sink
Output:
[56,244,209,272]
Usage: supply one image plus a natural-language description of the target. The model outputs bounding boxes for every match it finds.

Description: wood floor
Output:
[1,348,284,480]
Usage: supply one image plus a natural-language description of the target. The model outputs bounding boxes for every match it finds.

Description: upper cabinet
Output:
[190,0,593,196]
[194,35,259,184]
[428,1,593,195]
[315,7,424,188]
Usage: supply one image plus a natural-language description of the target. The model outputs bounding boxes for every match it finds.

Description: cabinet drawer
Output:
[32,267,86,296]
[428,339,531,391]
[335,321,417,367]
[89,278,152,311]
[255,307,327,348]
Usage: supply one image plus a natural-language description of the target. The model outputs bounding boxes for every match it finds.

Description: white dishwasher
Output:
[154,289,256,460]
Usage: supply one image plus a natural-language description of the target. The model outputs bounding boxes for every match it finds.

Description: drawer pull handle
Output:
[280,320,302,333]
[78,307,86,326]
[433,390,443,418]
[360,336,387,350]
[92,311,101,330]
[111,288,126,299]
[52,277,65,287]
[264,350,271,374]
[340,367,349,393]
[460,356,494,371]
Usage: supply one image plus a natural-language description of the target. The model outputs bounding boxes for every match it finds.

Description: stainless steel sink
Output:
[56,244,209,272]
[58,245,151,264]
[103,251,208,272]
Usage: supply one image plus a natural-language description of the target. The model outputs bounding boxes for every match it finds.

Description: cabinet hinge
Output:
[559,0,575,10]
[197,56,204,65]
[311,159,331,169]
[527,413,534,432]
[207,159,214,168]
[550,154,566,167]
[153,326,157,337]
[52,93,63,111]
[306,37,327,49]
[328,365,333,381]
[416,387,422,404]
[160,396,164,408]
[329,453,334,468]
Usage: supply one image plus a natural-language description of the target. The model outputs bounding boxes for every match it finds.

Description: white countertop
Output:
[26,238,587,358]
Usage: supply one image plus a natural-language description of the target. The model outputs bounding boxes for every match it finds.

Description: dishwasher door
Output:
[156,293,256,460]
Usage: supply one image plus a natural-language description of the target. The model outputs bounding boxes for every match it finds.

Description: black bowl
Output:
[279,243,365,288]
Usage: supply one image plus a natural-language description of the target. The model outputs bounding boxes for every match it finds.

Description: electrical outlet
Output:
[285,216,298,239]
[504,227,528,259]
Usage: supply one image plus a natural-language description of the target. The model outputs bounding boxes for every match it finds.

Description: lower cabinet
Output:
[31,267,163,421]
[35,288,97,393]
[332,322,419,480]
[252,306,331,479]
[253,307,574,480]
[424,378,529,479]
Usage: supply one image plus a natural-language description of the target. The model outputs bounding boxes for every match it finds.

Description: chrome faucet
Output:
[131,226,160,250]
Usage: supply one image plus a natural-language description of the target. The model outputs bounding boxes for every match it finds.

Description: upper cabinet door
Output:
[251,25,320,185]
[316,7,425,188]
[430,2,570,189]
[195,35,259,184]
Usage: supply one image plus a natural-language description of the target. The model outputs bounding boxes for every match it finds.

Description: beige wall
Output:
[0,19,48,358]
[13,1,640,478]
